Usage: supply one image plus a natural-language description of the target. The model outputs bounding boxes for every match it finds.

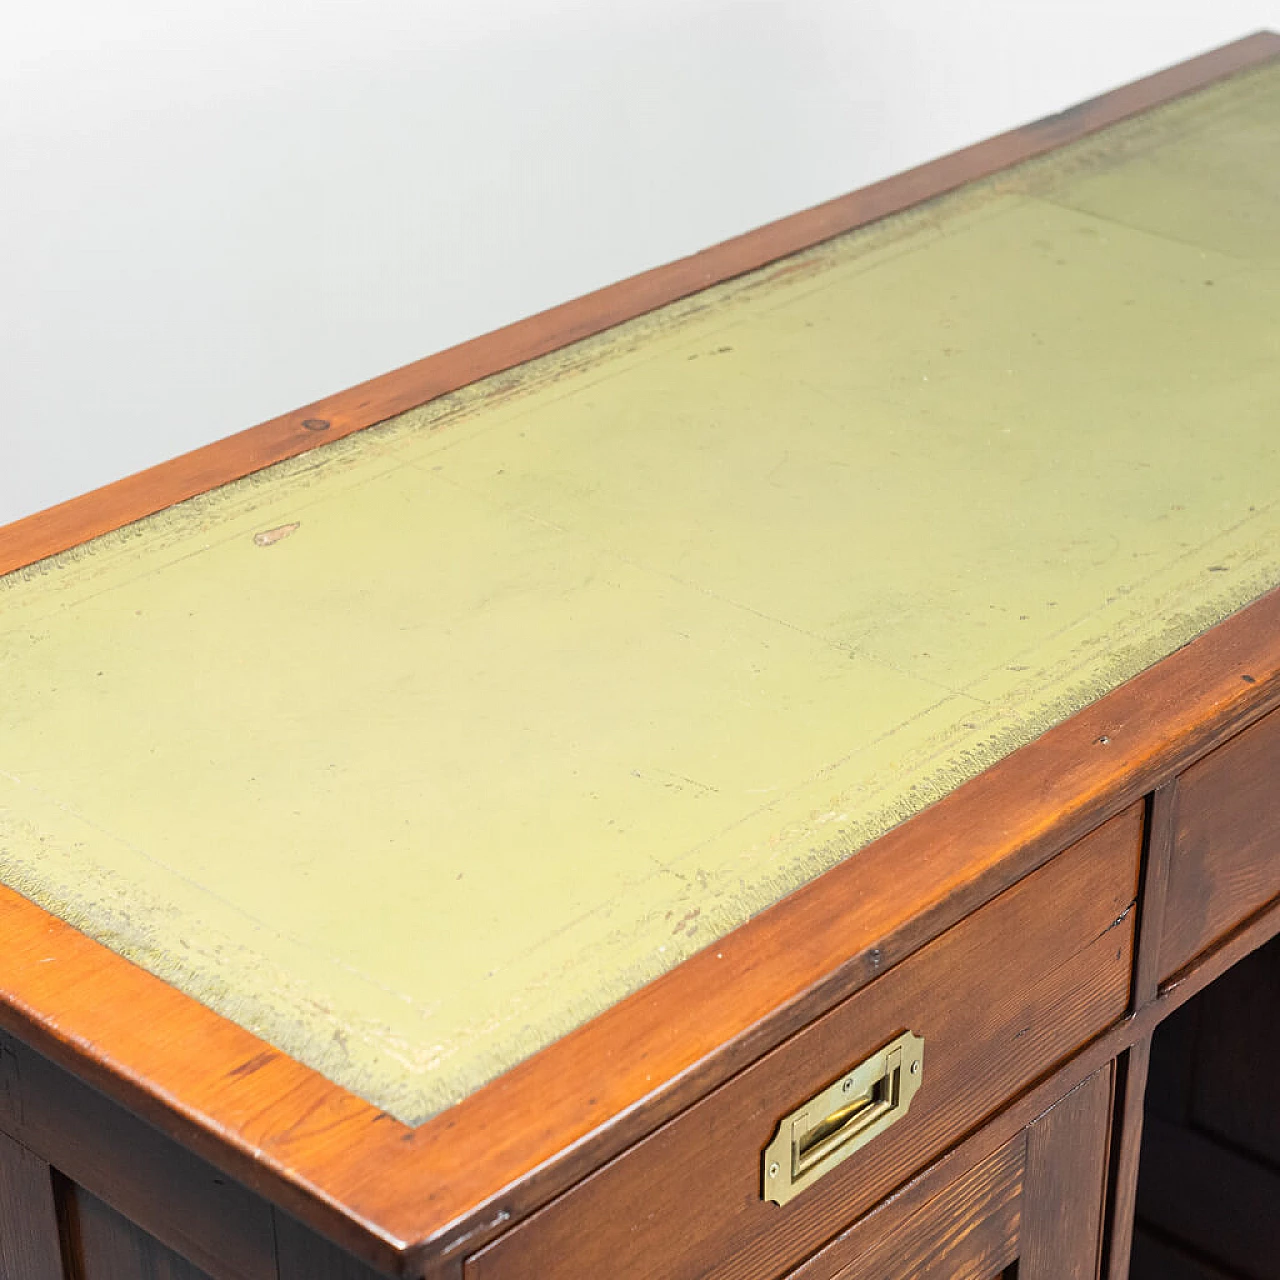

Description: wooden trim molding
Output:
[1,32,1279,1278]
[2,31,1277,582]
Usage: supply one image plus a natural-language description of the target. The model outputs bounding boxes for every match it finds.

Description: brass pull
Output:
[763,1031,924,1206]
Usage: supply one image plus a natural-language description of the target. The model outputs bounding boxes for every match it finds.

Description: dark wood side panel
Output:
[0,1031,278,1280]
[274,1214,393,1280]
[467,809,1139,1280]
[66,1185,214,1280]
[1135,1118,1280,1280]
[1160,705,1280,982]
[1185,933,1280,1165]
[1135,934,1280,1280]
[0,1130,64,1280]
[1020,1065,1114,1280]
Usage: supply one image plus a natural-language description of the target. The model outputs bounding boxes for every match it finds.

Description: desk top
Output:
[3,54,1280,1129]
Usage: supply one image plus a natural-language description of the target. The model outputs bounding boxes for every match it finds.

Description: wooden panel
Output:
[788,1064,1115,1280]
[1142,993,1200,1125]
[1020,1064,1114,1280]
[0,1131,64,1280]
[1133,783,1179,1008]
[1186,934,1280,1165]
[1101,1040,1150,1280]
[752,890,1279,1280]
[467,810,1138,1280]
[1136,1117,1280,1280]
[1135,943,1280,1280]
[785,1135,1023,1280]
[274,1214,392,1280]
[0,1031,277,1280]
[67,1185,213,1280]
[1160,705,1280,981]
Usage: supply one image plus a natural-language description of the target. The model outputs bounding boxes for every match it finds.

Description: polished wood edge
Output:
[2,36,1280,1275]
[2,31,1278,582]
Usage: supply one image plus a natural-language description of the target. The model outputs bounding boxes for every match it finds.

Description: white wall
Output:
[3,2,1278,526]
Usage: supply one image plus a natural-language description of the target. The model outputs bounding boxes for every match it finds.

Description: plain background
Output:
[4,2,1279,527]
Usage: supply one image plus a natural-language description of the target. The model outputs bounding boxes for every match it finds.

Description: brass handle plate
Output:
[763,1030,924,1206]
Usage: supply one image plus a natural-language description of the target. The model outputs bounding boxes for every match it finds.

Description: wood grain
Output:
[1101,1040,1152,1280]
[780,1065,1115,1280]
[5,885,1273,1280]
[466,810,1138,1280]
[1162,706,1280,983]
[1159,705,1280,982]
[1020,1066,1114,1280]
[1134,785,1179,1008]
[0,38,1278,1277]
[0,1131,64,1280]
[786,899,1280,1280]
[1151,895,1280,1043]
[0,1031,278,1280]
[1,34,1276,582]
[66,1186,213,1280]
[785,1135,1024,1280]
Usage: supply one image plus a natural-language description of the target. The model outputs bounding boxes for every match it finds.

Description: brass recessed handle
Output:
[763,1031,924,1206]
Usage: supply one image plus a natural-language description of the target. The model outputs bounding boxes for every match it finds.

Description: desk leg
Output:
[1101,1039,1151,1280]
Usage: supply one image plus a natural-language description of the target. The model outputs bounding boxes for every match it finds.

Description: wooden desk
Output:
[2,33,1279,1280]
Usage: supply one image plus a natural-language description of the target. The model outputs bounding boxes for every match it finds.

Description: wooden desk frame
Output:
[2,31,1279,1280]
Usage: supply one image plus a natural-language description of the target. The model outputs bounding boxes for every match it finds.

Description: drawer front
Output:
[1160,705,1280,983]
[467,805,1141,1280]
[786,1064,1114,1280]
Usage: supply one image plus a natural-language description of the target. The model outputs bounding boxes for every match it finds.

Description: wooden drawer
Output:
[784,1065,1114,1280]
[1160,705,1280,982]
[466,805,1141,1280]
